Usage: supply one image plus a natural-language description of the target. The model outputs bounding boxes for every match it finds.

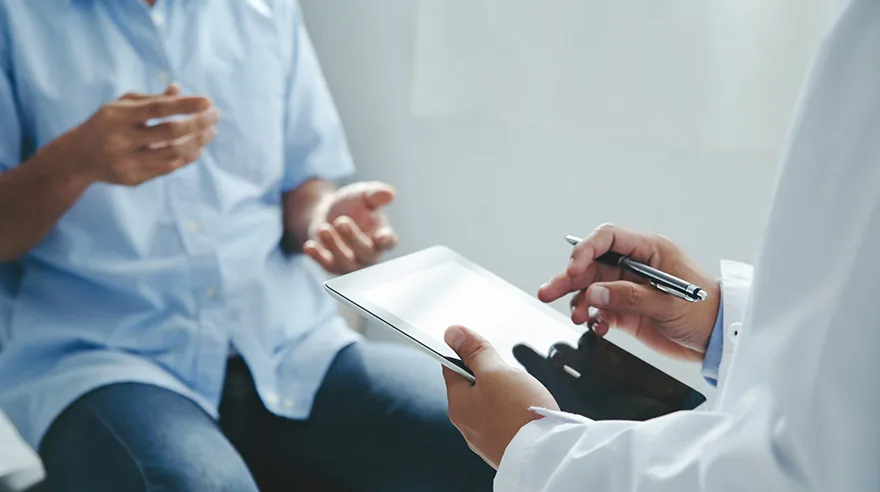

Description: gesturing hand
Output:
[304,181,399,275]
[66,84,219,186]
[538,224,720,362]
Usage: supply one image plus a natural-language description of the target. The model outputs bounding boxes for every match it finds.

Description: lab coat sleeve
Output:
[494,263,786,492]
[701,260,753,394]
[495,393,800,492]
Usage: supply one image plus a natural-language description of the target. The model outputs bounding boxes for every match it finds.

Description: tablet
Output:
[324,246,706,420]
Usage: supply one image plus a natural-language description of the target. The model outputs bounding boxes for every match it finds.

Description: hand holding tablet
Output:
[324,246,706,420]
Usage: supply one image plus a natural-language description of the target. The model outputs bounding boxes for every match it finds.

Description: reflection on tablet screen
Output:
[364,260,581,368]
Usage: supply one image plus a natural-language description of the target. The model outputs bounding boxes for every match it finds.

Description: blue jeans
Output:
[38,342,494,491]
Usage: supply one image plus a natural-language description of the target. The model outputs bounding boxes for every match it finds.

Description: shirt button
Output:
[264,392,279,406]
[186,221,200,232]
[151,12,165,28]
[157,70,171,86]
[729,322,742,339]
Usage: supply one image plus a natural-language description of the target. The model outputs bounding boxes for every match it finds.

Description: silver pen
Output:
[565,235,708,303]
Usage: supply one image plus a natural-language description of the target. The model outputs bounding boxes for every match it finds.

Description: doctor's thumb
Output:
[445,325,503,374]
[586,281,670,319]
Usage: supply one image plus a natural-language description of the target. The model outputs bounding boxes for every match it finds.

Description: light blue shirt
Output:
[0,0,359,447]
[701,302,724,387]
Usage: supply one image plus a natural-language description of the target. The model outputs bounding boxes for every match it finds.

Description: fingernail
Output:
[589,286,610,306]
[539,283,548,291]
[445,326,466,351]
[570,303,576,314]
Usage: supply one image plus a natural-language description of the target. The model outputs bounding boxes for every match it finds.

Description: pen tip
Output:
[565,235,582,246]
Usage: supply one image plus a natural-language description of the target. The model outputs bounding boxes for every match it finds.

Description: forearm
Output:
[0,133,92,261]
[281,178,336,253]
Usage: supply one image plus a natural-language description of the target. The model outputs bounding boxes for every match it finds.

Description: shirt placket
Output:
[106,0,229,401]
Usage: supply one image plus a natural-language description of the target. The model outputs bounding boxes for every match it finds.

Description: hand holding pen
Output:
[538,224,721,363]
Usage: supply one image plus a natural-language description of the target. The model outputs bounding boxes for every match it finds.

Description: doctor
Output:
[442,0,880,490]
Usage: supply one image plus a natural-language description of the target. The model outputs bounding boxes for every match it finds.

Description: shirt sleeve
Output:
[701,260,754,387]
[700,304,724,387]
[280,2,355,192]
[0,3,23,173]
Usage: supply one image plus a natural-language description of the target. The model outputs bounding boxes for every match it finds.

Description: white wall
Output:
[300,0,837,389]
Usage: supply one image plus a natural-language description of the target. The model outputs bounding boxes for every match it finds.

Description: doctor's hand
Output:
[442,325,559,470]
[304,181,399,275]
[539,224,720,362]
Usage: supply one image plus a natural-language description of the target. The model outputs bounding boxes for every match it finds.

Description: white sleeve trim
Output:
[716,260,753,389]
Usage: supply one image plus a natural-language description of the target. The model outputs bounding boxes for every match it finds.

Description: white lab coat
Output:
[495,0,880,490]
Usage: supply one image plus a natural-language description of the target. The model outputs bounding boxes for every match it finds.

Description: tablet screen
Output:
[364,260,581,368]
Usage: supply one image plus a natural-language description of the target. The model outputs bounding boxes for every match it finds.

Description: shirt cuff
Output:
[701,296,724,387]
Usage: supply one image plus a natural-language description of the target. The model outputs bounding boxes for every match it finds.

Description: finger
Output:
[138,109,220,147]
[119,84,180,102]
[120,92,151,101]
[360,182,396,210]
[143,126,216,168]
[585,281,673,319]
[304,240,336,271]
[539,261,603,303]
[567,224,663,279]
[332,216,379,265]
[130,95,213,121]
[373,227,399,251]
[444,325,505,375]
[569,290,588,325]
[587,309,614,337]
[442,365,473,433]
[318,224,359,272]
[442,365,471,392]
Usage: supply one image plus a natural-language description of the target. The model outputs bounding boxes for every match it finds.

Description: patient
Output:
[0,1,493,491]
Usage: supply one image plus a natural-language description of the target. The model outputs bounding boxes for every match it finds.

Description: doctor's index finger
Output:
[566,224,663,278]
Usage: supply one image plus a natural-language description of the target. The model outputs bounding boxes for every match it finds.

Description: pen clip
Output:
[650,281,698,303]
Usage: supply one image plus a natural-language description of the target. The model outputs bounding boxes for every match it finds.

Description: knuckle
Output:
[158,123,178,140]
[146,101,162,116]
[622,283,642,307]
[463,342,488,367]
[595,222,616,232]
[103,136,126,154]
[654,234,678,254]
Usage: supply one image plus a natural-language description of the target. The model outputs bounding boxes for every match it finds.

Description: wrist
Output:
[47,127,99,189]
[282,179,336,252]
[30,131,96,193]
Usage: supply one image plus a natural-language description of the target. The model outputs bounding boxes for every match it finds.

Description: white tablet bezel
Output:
[323,245,585,383]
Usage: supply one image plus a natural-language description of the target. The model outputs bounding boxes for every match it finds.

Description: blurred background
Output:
[300,0,840,391]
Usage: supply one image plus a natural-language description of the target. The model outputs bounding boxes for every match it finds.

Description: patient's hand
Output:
[538,223,720,362]
[303,181,398,275]
[64,84,219,187]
